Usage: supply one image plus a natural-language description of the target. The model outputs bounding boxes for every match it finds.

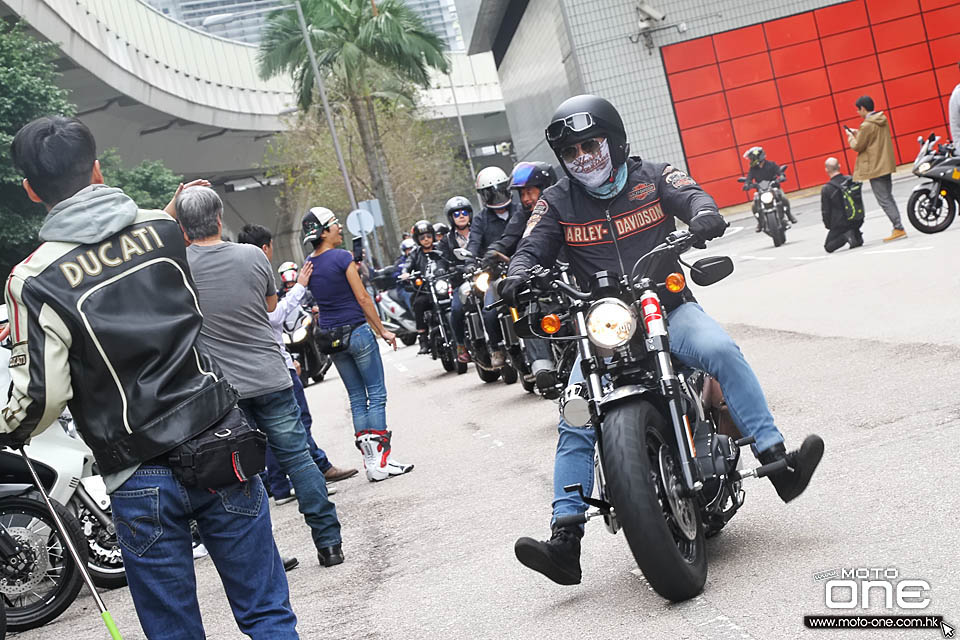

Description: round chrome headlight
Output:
[585,298,637,349]
[292,327,308,343]
[760,191,774,205]
[435,279,449,294]
[475,271,491,292]
[917,161,931,174]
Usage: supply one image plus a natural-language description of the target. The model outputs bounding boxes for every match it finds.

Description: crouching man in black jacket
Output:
[822,157,864,253]
[0,117,298,638]
[501,96,825,586]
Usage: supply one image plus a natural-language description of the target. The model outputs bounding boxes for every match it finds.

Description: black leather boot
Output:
[757,435,825,503]
[417,332,430,354]
[514,525,582,585]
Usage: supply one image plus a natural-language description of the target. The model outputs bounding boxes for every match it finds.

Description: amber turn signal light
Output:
[541,314,562,334]
[415,278,423,287]
[665,272,685,293]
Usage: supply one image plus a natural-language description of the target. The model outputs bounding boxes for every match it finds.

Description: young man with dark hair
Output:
[847,95,906,242]
[174,189,345,568]
[0,116,299,638]
[236,223,358,500]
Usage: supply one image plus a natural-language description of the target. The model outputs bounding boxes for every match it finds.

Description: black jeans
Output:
[824,226,863,253]
[412,293,431,331]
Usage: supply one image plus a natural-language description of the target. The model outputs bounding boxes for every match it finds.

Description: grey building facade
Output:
[145,0,285,44]
[457,0,845,169]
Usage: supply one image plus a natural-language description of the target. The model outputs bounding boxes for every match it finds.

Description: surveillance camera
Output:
[638,3,666,22]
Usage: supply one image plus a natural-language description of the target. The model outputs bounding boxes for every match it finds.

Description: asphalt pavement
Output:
[17,173,959,640]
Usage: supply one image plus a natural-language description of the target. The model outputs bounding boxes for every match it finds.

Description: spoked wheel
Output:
[601,400,707,602]
[0,495,87,631]
[907,190,956,233]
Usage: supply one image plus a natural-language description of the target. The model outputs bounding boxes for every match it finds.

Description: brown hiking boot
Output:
[324,466,359,483]
[883,228,907,242]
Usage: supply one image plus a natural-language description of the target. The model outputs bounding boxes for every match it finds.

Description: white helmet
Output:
[475,166,511,209]
[400,238,416,253]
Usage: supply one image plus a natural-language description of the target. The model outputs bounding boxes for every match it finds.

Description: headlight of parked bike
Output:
[760,191,774,205]
[435,279,449,294]
[585,298,637,349]
[292,327,308,343]
[917,161,931,174]
[475,271,491,293]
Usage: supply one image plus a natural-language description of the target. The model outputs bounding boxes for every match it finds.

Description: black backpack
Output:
[832,176,865,223]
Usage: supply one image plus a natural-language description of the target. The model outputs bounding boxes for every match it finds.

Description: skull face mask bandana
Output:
[563,139,613,189]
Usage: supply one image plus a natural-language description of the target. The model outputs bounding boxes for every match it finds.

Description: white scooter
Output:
[371,267,419,346]
[0,305,124,590]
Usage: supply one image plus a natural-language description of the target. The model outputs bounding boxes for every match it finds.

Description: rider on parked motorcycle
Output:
[401,220,451,354]
[499,94,825,586]
[440,196,474,363]
[743,146,797,232]
[468,166,524,368]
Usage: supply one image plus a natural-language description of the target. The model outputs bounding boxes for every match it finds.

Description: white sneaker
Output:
[355,430,414,482]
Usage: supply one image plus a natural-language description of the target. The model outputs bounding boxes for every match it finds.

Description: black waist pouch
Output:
[316,322,360,354]
[160,407,266,489]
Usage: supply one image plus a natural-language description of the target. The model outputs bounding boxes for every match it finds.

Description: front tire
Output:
[601,400,707,601]
[400,333,418,347]
[768,211,786,247]
[476,364,501,383]
[501,365,518,384]
[0,495,87,631]
[907,189,956,233]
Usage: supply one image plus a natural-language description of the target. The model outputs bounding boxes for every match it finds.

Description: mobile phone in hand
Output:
[843,125,854,134]
[352,237,364,262]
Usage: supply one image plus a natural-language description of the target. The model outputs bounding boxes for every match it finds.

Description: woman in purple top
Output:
[303,207,414,482]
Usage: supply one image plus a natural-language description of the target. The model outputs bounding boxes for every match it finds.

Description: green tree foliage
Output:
[0,21,74,278]
[258,0,450,249]
[98,149,182,210]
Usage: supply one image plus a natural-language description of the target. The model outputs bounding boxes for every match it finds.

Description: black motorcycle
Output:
[739,166,790,247]
[281,303,332,386]
[0,488,86,632]
[907,133,958,234]
[456,253,518,385]
[505,230,787,601]
[406,256,465,375]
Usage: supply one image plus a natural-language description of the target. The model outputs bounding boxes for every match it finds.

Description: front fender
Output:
[911,181,938,195]
[599,384,660,413]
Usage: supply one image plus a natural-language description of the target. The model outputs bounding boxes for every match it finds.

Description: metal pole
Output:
[447,70,475,180]
[295,1,359,210]
[18,448,122,639]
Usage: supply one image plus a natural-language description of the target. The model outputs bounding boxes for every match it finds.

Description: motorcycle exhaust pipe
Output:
[18,447,123,639]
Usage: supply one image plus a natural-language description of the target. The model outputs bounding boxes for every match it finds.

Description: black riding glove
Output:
[688,210,728,242]
[498,275,527,309]
[0,427,32,451]
[481,249,502,269]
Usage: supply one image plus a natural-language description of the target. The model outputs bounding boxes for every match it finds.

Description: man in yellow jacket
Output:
[846,95,907,242]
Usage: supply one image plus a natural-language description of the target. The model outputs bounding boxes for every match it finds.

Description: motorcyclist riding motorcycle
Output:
[393,238,417,312]
[744,146,797,231]
[433,221,450,245]
[500,94,825,586]
[402,220,451,354]
[468,167,524,367]
[441,196,474,363]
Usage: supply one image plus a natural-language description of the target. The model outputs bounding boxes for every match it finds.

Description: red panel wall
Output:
[662,0,957,208]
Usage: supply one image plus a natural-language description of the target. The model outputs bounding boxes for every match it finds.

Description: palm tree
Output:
[258,0,449,247]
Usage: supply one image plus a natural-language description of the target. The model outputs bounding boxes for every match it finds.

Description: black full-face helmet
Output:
[743,146,766,167]
[545,94,630,179]
[412,219,435,244]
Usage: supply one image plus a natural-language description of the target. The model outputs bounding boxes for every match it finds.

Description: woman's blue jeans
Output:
[330,324,388,434]
[111,467,298,639]
[551,303,785,524]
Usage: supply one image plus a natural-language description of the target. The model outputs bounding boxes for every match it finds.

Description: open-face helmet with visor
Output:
[412,219,435,244]
[443,196,473,226]
[510,161,557,191]
[475,166,512,209]
[545,95,629,180]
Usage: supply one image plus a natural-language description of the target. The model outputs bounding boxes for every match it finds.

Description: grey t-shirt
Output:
[186,242,291,399]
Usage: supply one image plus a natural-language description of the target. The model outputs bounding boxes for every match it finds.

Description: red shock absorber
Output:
[640,291,666,337]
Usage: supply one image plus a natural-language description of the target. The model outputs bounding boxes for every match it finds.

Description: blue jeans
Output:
[451,289,466,344]
[111,467,297,639]
[482,287,503,346]
[264,369,332,496]
[239,388,341,548]
[552,302,784,523]
[330,323,388,434]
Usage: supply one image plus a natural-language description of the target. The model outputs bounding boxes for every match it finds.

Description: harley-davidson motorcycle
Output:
[739,165,790,247]
[405,255,465,375]
[906,133,958,234]
[502,229,788,601]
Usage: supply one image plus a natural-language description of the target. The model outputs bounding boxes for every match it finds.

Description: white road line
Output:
[790,256,825,261]
[491,440,504,447]
[393,362,408,372]
[863,246,933,255]
[739,255,776,261]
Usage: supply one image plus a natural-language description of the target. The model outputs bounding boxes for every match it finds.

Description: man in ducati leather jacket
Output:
[502,96,825,587]
[0,117,298,637]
